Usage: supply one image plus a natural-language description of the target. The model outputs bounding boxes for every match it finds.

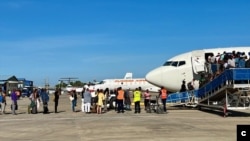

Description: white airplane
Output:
[146,47,250,92]
[88,72,160,92]
[65,84,83,93]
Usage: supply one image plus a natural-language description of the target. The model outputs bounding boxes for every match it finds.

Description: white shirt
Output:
[228,59,235,68]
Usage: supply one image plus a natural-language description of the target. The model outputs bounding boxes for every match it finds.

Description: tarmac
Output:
[0,93,250,141]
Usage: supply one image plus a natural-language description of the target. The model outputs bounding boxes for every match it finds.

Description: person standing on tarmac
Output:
[70,90,77,112]
[180,80,187,92]
[159,86,168,113]
[54,88,61,113]
[144,89,151,110]
[133,88,142,114]
[81,87,85,112]
[83,88,91,114]
[29,89,39,114]
[124,89,131,111]
[103,88,109,112]
[0,88,7,114]
[11,89,18,115]
[97,89,105,114]
[40,88,49,114]
[116,87,125,113]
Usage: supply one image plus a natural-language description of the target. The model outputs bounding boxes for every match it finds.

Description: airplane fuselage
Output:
[146,47,250,92]
[90,78,160,92]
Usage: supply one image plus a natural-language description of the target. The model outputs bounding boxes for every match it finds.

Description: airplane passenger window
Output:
[163,61,172,66]
[171,61,178,67]
[178,61,186,67]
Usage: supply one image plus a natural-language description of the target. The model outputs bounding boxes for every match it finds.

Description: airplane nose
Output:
[146,67,163,87]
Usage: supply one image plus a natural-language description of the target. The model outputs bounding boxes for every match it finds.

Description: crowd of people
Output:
[202,51,250,87]
[0,87,51,115]
[180,50,250,92]
[0,86,169,115]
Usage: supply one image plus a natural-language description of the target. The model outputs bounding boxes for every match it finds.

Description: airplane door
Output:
[191,50,205,74]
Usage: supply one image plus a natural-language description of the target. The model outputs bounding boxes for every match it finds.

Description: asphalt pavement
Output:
[0,93,250,141]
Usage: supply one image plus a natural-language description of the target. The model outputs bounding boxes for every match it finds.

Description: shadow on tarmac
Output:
[198,108,250,117]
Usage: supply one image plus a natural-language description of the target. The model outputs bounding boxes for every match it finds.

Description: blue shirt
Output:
[83,91,91,103]
[238,59,246,68]
[234,58,239,68]
[40,91,49,102]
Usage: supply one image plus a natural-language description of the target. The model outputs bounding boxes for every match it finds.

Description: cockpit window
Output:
[163,61,178,66]
[163,61,185,67]
[171,61,178,67]
[163,61,172,66]
[99,81,105,84]
[178,61,186,66]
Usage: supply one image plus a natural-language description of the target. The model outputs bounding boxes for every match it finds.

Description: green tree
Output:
[70,81,86,87]
[55,82,68,88]
[55,80,86,88]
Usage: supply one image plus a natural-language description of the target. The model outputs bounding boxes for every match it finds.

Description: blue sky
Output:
[1,0,250,86]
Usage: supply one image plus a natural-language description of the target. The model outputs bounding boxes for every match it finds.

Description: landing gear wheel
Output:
[109,98,116,109]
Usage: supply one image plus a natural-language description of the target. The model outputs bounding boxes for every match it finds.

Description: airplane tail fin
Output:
[124,73,133,79]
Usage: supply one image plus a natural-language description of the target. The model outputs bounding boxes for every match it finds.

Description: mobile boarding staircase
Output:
[197,68,250,117]
[166,68,250,117]
[166,90,199,108]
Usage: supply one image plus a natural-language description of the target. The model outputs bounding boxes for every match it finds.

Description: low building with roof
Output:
[0,75,34,96]
[0,75,19,95]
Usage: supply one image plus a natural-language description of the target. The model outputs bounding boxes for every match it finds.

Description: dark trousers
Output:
[72,99,76,112]
[134,101,140,113]
[117,100,124,113]
[161,98,167,112]
[144,99,150,109]
[43,102,49,113]
[54,100,58,113]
